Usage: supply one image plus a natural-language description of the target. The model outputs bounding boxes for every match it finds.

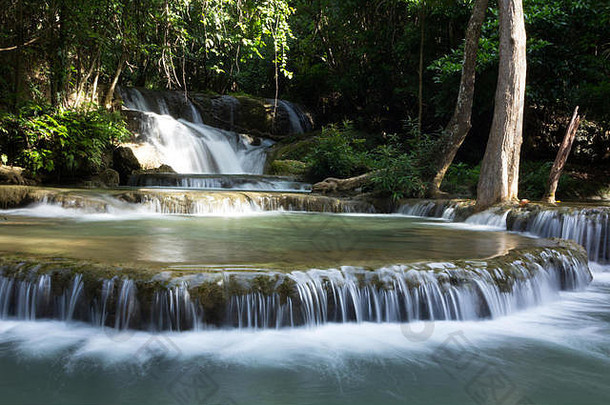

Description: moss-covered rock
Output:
[268,159,308,179]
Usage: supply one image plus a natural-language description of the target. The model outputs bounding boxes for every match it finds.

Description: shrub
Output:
[0,104,129,179]
[518,160,578,200]
[442,162,480,196]
[305,122,370,181]
[370,143,425,200]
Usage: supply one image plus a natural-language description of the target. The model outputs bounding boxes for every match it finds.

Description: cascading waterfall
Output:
[121,87,270,174]
[399,200,610,264]
[128,173,312,193]
[398,200,463,220]
[0,246,591,331]
[14,189,372,215]
[275,100,312,134]
[507,208,610,263]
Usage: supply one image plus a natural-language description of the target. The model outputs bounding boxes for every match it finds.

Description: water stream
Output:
[0,88,608,402]
[121,87,271,175]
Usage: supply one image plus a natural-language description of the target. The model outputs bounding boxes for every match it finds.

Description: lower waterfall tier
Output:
[0,242,591,331]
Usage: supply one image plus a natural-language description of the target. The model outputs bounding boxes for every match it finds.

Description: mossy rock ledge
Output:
[0,239,591,329]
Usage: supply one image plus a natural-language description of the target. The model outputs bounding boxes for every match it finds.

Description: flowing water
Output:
[400,200,610,263]
[0,269,607,404]
[1,196,608,403]
[0,209,536,269]
[127,173,312,193]
[121,87,271,175]
[0,88,608,402]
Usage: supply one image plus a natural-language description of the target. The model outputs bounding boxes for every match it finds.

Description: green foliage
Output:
[305,122,370,181]
[370,142,426,201]
[442,162,480,196]
[430,0,610,124]
[302,118,449,200]
[0,105,129,178]
[518,161,577,200]
[288,0,471,128]
[519,161,552,199]
[369,121,445,200]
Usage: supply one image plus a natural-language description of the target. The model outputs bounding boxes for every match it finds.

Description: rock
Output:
[155,164,176,173]
[269,160,307,180]
[134,164,176,175]
[0,186,34,208]
[120,142,163,170]
[98,169,120,187]
[0,165,32,185]
[113,146,141,184]
[80,169,120,189]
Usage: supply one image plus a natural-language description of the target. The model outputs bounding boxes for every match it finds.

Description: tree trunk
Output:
[104,52,126,109]
[49,0,68,108]
[542,106,581,204]
[417,2,426,136]
[476,0,527,210]
[90,57,101,104]
[428,0,488,196]
[73,49,99,107]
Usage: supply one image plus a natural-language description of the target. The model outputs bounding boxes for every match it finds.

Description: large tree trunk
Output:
[428,0,488,196]
[476,0,527,210]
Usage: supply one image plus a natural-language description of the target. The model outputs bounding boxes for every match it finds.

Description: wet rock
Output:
[0,185,35,208]
[113,146,141,184]
[134,164,176,175]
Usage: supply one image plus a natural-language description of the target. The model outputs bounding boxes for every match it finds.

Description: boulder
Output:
[113,146,141,184]
[0,165,29,185]
[269,159,308,180]
[134,164,176,175]
[98,168,120,187]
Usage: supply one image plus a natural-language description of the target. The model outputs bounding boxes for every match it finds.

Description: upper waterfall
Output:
[120,87,271,174]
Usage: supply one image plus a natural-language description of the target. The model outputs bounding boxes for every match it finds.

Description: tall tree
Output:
[476,0,526,209]
[428,0,488,196]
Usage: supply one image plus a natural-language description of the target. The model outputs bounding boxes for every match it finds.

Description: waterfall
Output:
[276,100,312,134]
[398,200,610,263]
[0,245,591,331]
[398,200,460,220]
[121,87,270,174]
[8,189,372,216]
[128,173,312,193]
[507,208,610,263]
[465,209,510,229]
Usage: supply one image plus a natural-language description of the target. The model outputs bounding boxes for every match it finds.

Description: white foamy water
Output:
[465,209,509,229]
[0,268,607,367]
[1,202,159,221]
[121,88,270,175]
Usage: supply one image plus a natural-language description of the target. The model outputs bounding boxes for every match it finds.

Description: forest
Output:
[1,0,609,204]
[2,2,610,403]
